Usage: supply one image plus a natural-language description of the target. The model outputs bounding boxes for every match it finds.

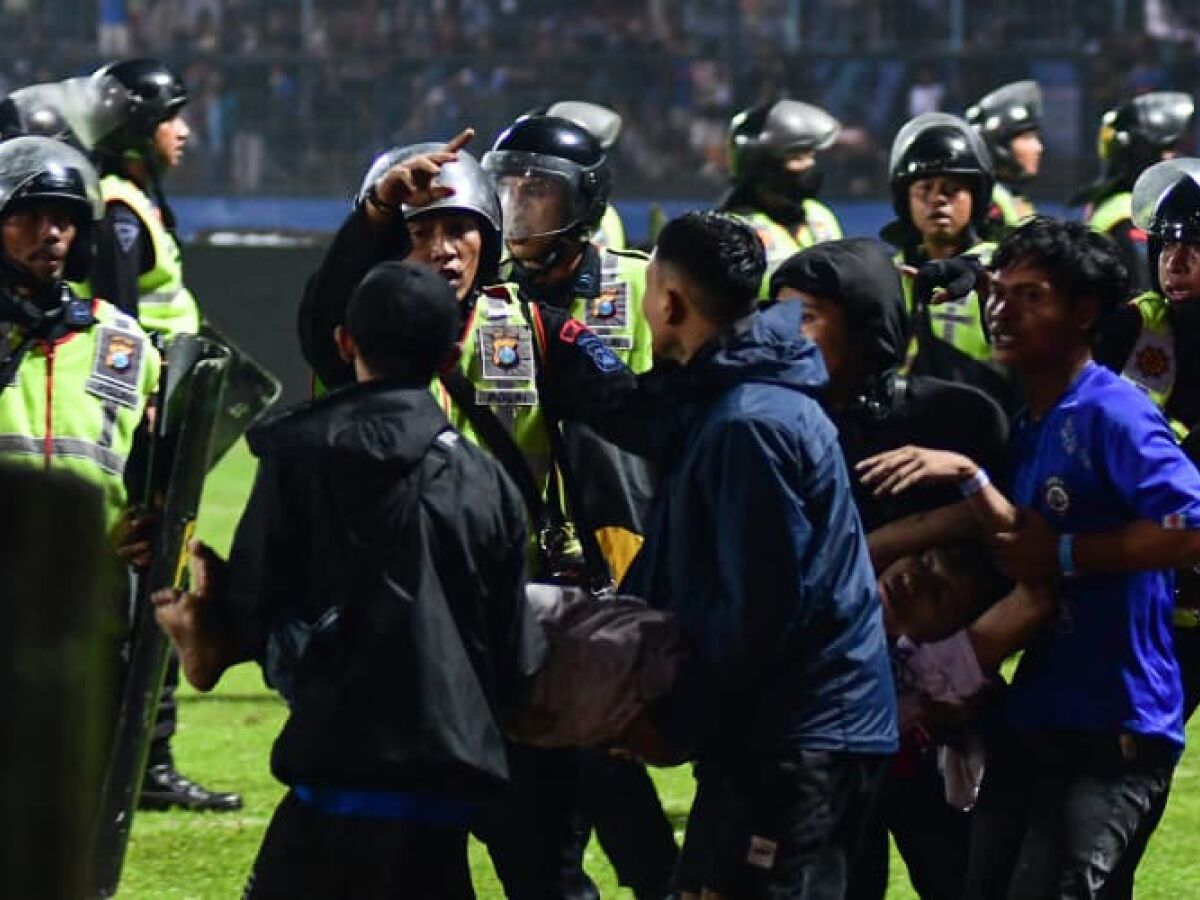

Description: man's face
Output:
[154,113,190,169]
[908,175,973,243]
[777,286,851,383]
[407,212,483,303]
[783,150,817,173]
[1,200,78,284]
[1009,131,1043,178]
[878,547,985,643]
[986,261,1093,371]
[1158,241,1200,303]
[496,173,570,263]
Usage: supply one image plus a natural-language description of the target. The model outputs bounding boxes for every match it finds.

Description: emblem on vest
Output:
[1043,476,1071,515]
[1135,344,1170,380]
[86,327,143,409]
[476,324,537,407]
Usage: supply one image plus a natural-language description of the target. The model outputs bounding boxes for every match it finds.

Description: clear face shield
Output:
[483,150,589,242]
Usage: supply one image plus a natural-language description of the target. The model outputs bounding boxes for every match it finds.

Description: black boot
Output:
[138,763,244,812]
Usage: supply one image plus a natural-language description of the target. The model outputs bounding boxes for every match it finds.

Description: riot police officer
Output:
[1076,91,1194,293]
[78,59,201,340]
[966,80,1044,238]
[717,99,843,295]
[884,112,1013,409]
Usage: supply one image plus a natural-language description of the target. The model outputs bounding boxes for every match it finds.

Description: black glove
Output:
[913,255,985,307]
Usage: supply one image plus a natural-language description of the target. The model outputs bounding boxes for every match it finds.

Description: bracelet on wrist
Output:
[958,467,990,498]
[364,183,403,215]
[1058,533,1078,578]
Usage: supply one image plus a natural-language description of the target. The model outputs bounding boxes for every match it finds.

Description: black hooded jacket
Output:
[226,380,544,796]
[771,238,1010,530]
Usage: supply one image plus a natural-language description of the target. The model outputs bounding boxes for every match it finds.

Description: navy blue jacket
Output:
[623,301,898,762]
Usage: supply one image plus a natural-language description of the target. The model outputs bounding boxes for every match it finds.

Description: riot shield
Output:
[0,467,114,900]
[89,335,232,898]
[199,322,281,464]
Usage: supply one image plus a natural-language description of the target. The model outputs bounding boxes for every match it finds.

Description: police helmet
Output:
[965,80,1043,181]
[359,143,503,286]
[1132,157,1200,292]
[482,115,611,243]
[729,100,840,184]
[1098,92,1194,186]
[0,84,80,146]
[543,101,623,150]
[889,112,995,226]
[90,59,188,162]
[0,136,104,281]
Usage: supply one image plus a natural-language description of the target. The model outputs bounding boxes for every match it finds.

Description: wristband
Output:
[364,183,403,215]
[1058,533,1078,578]
[958,468,990,498]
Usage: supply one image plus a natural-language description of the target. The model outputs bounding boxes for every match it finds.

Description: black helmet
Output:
[0,77,127,152]
[728,100,840,181]
[358,143,504,288]
[544,101,622,150]
[1132,157,1200,291]
[888,113,995,227]
[0,84,80,147]
[0,136,103,282]
[90,58,188,163]
[482,115,611,245]
[1098,92,1194,188]
[965,80,1043,182]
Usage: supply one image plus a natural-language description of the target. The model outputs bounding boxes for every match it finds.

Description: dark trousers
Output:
[147,653,179,766]
[963,730,1176,900]
[675,751,888,900]
[472,745,599,900]
[244,791,474,900]
[580,751,678,897]
[849,754,970,900]
[1096,623,1200,899]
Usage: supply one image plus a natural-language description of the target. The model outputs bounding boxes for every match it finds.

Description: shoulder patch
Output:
[575,327,622,373]
[560,318,586,344]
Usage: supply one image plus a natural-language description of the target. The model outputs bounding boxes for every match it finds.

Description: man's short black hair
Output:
[655,211,765,324]
[346,260,460,382]
[992,216,1130,327]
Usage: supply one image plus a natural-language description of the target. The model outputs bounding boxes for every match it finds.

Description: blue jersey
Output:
[1006,363,1200,748]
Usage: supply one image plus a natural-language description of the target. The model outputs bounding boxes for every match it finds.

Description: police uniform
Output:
[987,181,1036,236]
[730,203,843,298]
[594,204,627,252]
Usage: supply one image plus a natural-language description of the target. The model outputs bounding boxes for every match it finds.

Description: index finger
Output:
[443,127,475,153]
[899,264,919,277]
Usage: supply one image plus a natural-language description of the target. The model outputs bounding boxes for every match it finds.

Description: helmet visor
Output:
[483,150,589,241]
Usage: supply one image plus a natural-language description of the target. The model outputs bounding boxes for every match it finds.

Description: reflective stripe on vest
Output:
[79,175,201,340]
[567,247,654,374]
[897,242,996,368]
[0,299,159,529]
[1088,192,1133,236]
[1120,291,1188,440]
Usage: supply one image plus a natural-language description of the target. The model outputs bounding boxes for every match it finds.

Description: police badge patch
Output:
[1043,476,1071,515]
[85,327,143,409]
[478,325,534,381]
[586,282,629,329]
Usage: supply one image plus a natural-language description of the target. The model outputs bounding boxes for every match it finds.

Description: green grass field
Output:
[118,442,1200,898]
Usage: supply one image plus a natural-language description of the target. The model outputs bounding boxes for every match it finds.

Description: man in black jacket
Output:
[153,260,544,899]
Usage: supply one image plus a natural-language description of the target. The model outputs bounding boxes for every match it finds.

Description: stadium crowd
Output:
[4,6,1200,899]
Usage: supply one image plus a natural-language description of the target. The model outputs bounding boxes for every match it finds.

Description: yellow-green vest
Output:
[595,205,627,252]
[733,203,842,299]
[1119,291,1189,440]
[0,299,160,531]
[1087,191,1133,236]
[76,174,200,341]
[991,182,1036,232]
[567,247,654,375]
[897,241,996,368]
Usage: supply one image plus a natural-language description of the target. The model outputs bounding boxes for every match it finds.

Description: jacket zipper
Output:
[43,342,55,470]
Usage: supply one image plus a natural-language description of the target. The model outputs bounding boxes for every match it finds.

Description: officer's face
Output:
[406,212,482,302]
[986,261,1097,370]
[776,286,855,387]
[1159,241,1200,303]
[154,113,190,169]
[497,174,570,262]
[908,176,973,243]
[1009,131,1043,177]
[0,200,77,284]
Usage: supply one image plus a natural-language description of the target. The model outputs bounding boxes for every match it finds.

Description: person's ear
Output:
[664,284,689,327]
[334,324,356,364]
[1075,295,1101,334]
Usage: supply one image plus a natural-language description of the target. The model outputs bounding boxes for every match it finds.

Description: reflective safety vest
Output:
[1087,191,1133,236]
[1119,291,1189,440]
[594,205,627,252]
[0,299,160,530]
[991,182,1036,232]
[435,284,554,494]
[568,247,653,374]
[732,203,842,299]
[76,174,201,341]
[897,242,996,367]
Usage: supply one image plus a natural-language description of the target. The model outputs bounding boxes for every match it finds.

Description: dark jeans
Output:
[244,791,474,899]
[472,745,599,900]
[1097,623,1200,899]
[580,751,678,897]
[147,653,178,766]
[675,750,889,900]
[963,729,1177,900]
[849,752,970,900]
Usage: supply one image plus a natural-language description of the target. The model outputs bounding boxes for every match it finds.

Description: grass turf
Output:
[118,441,1200,898]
